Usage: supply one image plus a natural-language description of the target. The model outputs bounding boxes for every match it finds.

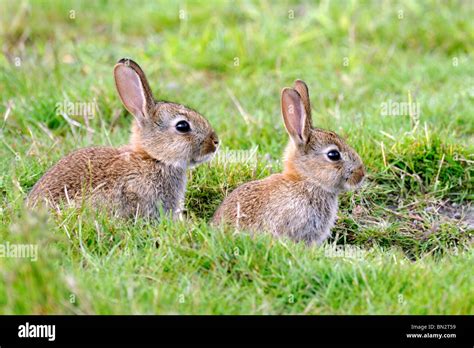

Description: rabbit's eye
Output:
[327,150,341,161]
[176,120,191,133]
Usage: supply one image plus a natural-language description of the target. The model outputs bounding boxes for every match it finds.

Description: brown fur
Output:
[27,59,219,219]
[213,80,365,244]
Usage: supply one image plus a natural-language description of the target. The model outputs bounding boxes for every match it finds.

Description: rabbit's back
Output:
[28,147,120,204]
[27,146,186,218]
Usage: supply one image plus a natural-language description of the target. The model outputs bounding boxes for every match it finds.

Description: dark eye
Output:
[327,150,341,161]
[175,120,191,133]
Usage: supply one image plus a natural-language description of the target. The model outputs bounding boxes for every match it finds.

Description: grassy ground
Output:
[0,0,473,314]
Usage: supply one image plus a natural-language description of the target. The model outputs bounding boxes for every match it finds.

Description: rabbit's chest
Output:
[139,170,185,204]
[298,198,338,243]
[107,163,187,219]
[269,191,338,244]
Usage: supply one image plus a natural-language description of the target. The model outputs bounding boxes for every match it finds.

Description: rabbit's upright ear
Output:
[293,80,312,126]
[114,58,155,124]
[281,88,310,145]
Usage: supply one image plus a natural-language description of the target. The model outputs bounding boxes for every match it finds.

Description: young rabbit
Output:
[213,80,365,244]
[27,58,219,219]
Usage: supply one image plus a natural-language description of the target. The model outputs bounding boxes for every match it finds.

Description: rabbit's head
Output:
[281,80,365,193]
[114,58,219,168]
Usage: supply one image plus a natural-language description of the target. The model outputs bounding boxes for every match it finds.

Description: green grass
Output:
[0,0,473,314]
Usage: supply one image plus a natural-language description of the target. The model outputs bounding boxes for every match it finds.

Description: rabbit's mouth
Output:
[190,136,220,167]
[343,172,366,191]
[339,165,366,191]
[343,178,365,191]
[189,152,216,167]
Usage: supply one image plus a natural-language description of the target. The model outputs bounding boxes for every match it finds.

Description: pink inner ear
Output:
[114,65,146,118]
[282,89,305,141]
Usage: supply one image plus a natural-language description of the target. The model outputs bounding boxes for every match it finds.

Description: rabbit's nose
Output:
[202,131,219,154]
[351,165,365,184]
[210,132,219,146]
